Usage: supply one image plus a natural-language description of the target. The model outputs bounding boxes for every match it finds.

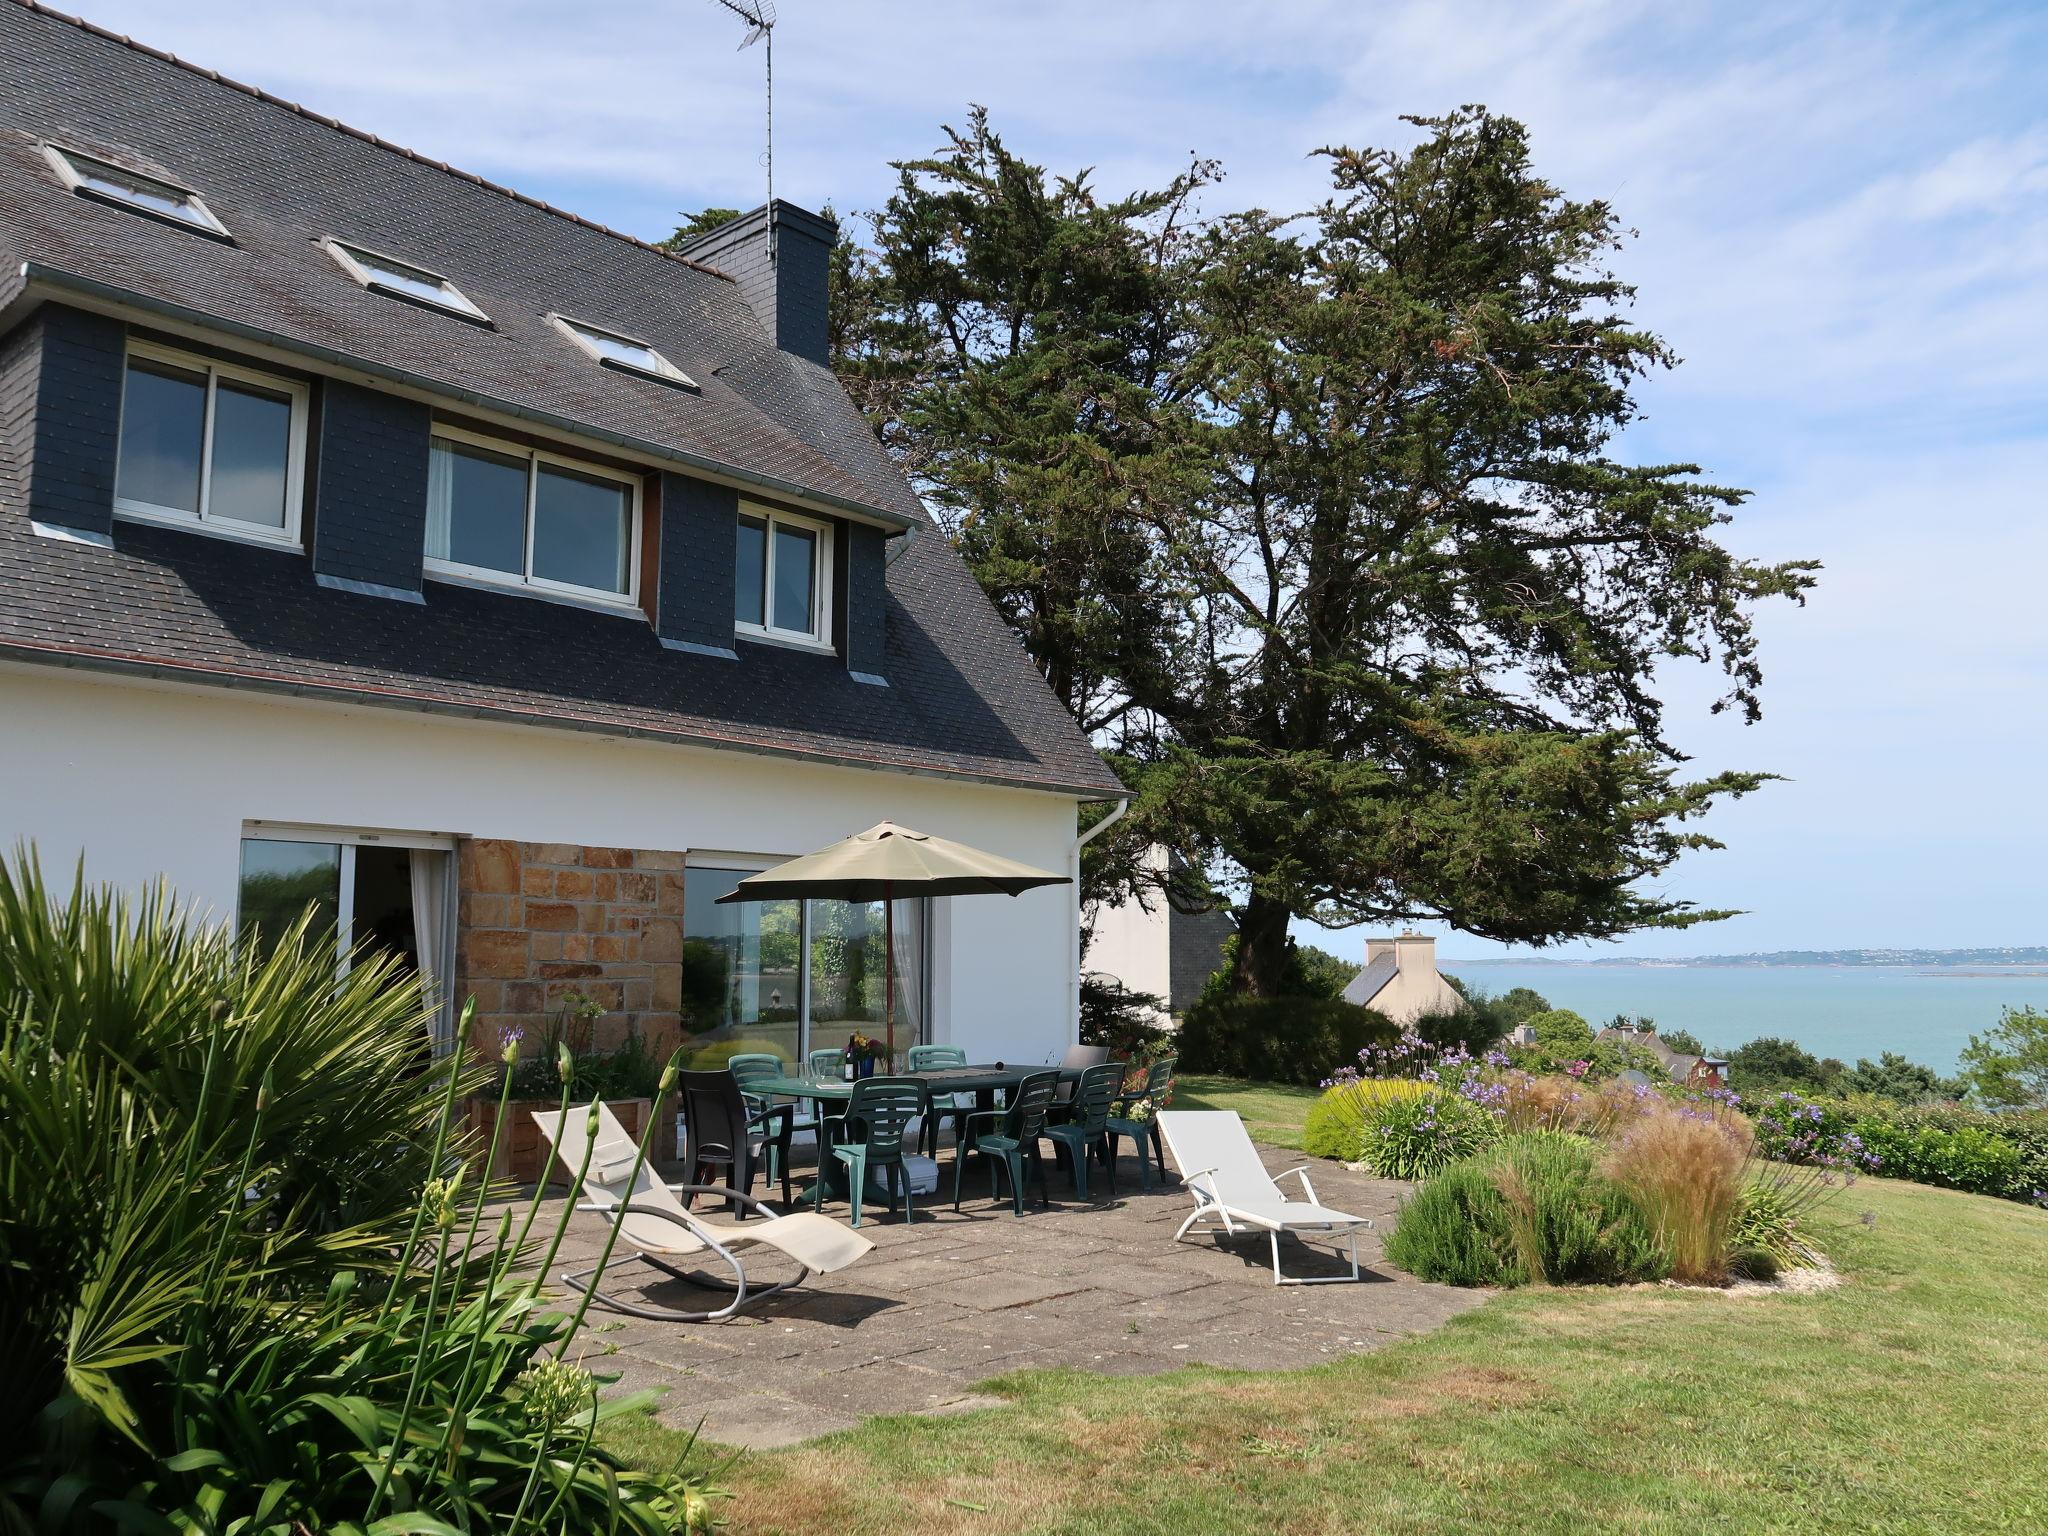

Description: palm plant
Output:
[0,850,719,1532]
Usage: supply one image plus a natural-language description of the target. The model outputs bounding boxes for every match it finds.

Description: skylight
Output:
[323,239,490,322]
[42,144,228,236]
[548,314,697,389]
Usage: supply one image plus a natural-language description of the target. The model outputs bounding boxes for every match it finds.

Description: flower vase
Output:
[857,1056,878,1079]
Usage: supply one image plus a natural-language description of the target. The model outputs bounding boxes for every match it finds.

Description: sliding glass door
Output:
[680,865,929,1071]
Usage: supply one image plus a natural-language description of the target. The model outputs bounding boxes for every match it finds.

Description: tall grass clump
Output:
[1601,1106,1751,1285]
[0,849,720,1532]
[1386,1132,1666,1288]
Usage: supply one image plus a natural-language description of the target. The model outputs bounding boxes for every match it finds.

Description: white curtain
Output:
[889,897,927,1049]
[424,440,453,560]
[410,849,453,1053]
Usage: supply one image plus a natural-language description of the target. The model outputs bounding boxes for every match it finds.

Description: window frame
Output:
[423,421,645,610]
[322,237,491,323]
[41,142,230,237]
[113,339,310,549]
[546,312,698,390]
[736,500,835,651]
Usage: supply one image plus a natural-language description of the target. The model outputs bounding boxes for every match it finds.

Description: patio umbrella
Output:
[715,821,1071,1064]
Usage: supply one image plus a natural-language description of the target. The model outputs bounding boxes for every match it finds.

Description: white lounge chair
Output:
[1155,1110,1374,1286]
[533,1102,873,1322]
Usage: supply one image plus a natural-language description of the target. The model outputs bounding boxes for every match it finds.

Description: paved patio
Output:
[527,1140,1489,1448]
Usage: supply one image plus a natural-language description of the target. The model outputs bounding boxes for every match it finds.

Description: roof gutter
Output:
[9,262,917,534]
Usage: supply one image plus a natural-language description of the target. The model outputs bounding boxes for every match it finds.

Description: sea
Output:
[1439,962,2048,1075]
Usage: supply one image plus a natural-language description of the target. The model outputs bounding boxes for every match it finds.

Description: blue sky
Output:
[68,0,2048,959]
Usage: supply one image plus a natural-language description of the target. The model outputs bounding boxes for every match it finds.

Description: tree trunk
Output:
[1232,893,1295,999]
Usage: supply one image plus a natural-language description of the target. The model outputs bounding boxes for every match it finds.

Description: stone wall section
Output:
[453,839,687,1062]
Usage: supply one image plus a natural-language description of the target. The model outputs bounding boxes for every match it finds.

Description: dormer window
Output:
[114,340,307,546]
[736,503,833,649]
[425,425,639,606]
[548,314,697,389]
[323,239,489,323]
[42,143,228,236]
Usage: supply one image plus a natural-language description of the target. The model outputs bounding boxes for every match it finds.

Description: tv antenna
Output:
[711,0,777,265]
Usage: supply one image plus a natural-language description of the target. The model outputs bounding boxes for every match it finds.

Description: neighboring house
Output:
[1597,1027,1730,1089]
[1083,845,1236,1015]
[0,2,1123,1072]
[1342,933,1468,1025]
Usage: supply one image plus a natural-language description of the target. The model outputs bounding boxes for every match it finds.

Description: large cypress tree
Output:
[835,108,1817,995]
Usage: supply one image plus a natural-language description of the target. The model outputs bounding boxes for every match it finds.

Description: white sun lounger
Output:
[533,1102,873,1322]
[1155,1110,1374,1285]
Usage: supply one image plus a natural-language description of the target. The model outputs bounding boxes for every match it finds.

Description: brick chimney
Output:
[668,201,835,366]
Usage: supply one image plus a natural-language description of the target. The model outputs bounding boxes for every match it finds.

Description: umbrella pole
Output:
[884,880,895,1069]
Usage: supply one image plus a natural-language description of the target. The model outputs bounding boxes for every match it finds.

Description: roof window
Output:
[323,239,489,322]
[548,313,697,389]
[42,144,229,236]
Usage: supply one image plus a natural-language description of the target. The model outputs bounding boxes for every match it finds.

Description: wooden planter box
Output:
[464,1095,674,1186]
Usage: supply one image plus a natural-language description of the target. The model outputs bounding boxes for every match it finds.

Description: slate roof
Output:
[0,1,1124,799]
[1341,955,1399,1009]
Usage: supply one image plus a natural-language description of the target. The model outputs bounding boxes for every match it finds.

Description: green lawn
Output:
[611,1076,2048,1535]
[1170,1072,1321,1150]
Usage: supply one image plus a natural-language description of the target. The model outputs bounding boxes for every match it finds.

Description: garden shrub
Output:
[1750,1089,2048,1204]
[1731,1176,1814,1279]
[1386,1132,1666,1288]
[1177,994,1397,1086]
[1358,1088,1500,1180]
[1526,1008,1595,1054]
[1079,974,1173,1058]
[1303,1077,1432,1161]
[1601,1104,1751,1284]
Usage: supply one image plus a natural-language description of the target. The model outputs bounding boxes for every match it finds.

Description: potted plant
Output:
[466,993,673,1184]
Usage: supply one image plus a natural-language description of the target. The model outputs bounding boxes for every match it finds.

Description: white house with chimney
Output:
[1341,932,1467,1024]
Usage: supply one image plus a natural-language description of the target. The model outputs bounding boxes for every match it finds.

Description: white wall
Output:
[0,663,1082,1064]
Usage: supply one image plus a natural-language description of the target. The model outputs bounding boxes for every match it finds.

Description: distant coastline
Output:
[1444,947,2048,970]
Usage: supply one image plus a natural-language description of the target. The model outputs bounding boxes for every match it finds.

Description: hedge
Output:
[1755,1091,2048,1204]
[1176,995,1398,1087]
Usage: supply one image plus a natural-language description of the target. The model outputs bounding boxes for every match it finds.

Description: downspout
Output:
[1069,798,1130,1046]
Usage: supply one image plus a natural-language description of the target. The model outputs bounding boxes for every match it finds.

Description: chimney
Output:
[1393,930,1436,982]
[1365,937,1396,966]
[668,201,835,366]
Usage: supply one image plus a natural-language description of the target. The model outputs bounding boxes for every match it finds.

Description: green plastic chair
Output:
[728,1053,794,1184]
[1041,1061,1122,1200]
[908,1043,970,1155]
[807,1047,846,1079]
[952,1069,1060,1216]
[819,1075,926,1228]
[1105,1056,1176,1193]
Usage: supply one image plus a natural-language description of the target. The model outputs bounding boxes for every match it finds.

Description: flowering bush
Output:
[1358,1088,1501,1180]
[1303,1077,1432,1161]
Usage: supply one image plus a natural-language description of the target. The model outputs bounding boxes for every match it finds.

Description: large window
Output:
[425,426,640,604]
[736,504,833,648]
[237,826,456,1051]
[680,864,927,1071]
[114,342,307,544]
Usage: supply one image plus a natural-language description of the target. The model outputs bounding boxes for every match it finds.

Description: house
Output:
[1597,1027,1730,1089]
[1341,932,1468,1025]
[1083,844,1236,1015]
[0,1,1123,1074]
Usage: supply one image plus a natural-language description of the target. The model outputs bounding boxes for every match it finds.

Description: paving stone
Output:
[498,1131,1490,1449]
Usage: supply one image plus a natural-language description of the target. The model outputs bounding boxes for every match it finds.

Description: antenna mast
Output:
[712,0,778,266]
